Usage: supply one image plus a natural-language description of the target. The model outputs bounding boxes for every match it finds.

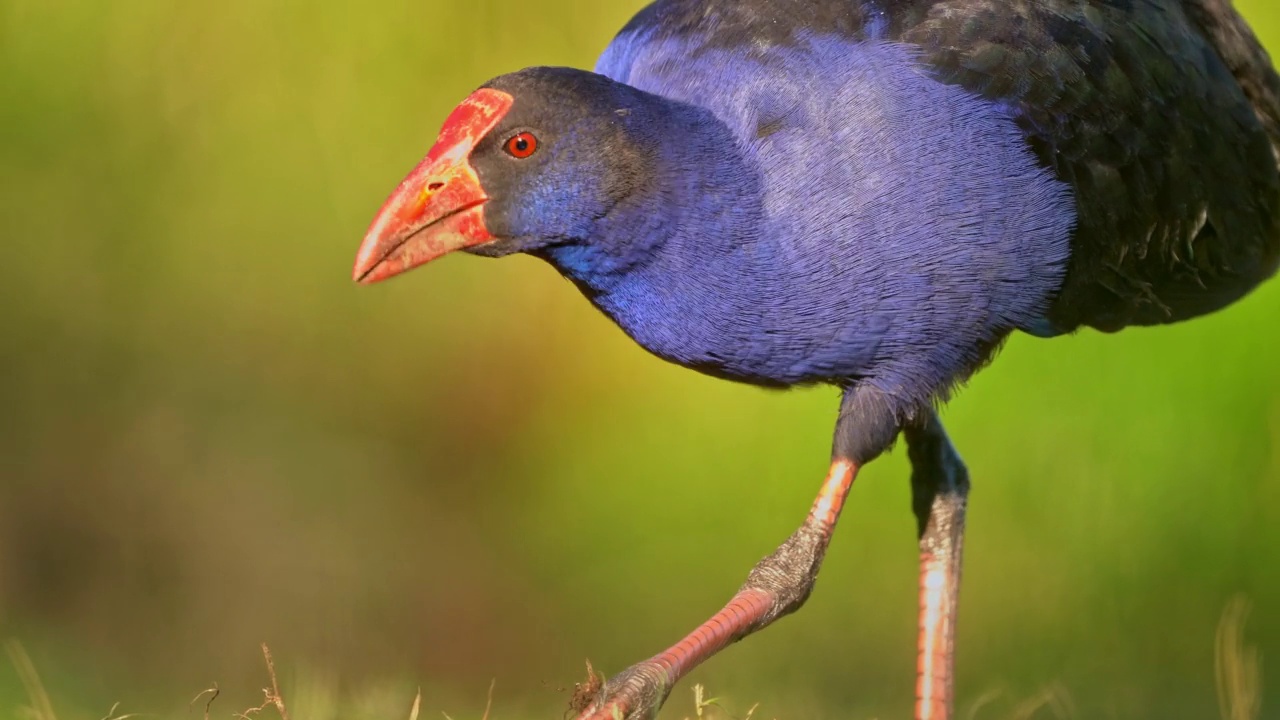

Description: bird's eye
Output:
[504,132,538,159]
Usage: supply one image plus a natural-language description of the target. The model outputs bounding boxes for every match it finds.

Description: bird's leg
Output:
[569,461,856,720]
[570,387,900,720]
[904,412,969,720]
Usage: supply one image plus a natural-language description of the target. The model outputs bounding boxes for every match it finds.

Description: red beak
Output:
[352,88,515,284]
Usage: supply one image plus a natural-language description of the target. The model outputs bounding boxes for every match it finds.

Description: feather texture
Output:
[604,0,1280,333]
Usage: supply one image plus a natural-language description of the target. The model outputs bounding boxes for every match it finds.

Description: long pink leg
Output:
[571,459,859,720]
[905,413,969,720]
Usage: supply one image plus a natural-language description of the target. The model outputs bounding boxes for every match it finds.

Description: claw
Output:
[568,660,604,717]
[570,663,673,720]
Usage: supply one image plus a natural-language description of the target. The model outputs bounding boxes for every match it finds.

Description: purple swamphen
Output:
[351,1,1280,718]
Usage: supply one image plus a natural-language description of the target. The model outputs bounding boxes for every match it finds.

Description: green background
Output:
[1,1,1277,718]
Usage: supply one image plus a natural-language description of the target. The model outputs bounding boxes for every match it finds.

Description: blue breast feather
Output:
[559,31,1076,409]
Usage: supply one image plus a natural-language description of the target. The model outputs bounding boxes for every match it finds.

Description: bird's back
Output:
[995,0,1280,332]
[604,0,1280,334]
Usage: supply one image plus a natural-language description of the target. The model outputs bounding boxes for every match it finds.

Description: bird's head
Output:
[352,66,669,284]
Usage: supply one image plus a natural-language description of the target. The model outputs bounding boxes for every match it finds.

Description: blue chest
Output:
[548,33,1075,402]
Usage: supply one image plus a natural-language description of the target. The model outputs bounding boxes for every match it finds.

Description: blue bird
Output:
[352,1,1280,719]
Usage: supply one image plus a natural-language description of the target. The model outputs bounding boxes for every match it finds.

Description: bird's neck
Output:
[539,101,766,297]
[536,105,777,378]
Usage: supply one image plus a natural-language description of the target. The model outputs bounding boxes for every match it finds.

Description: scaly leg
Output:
[571,387,900,720]
[904,412,970,720]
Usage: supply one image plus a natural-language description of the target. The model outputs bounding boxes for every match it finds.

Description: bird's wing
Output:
[604,0,1280,333]
[1183,0,1280,149]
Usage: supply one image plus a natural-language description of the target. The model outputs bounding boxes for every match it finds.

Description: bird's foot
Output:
[569,660,672,720]
[563,526,832,720]
[564,461,860,720]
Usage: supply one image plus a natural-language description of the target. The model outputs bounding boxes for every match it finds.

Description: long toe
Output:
[571,662,673,720]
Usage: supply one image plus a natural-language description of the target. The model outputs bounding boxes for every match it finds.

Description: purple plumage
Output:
[351,2,1280,719]
[582,35,1074,409]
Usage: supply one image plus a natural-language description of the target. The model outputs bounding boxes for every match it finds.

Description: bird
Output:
[351,1,1280,719]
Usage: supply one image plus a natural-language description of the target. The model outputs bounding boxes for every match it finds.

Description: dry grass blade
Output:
[234,698,273,720]
[260,644,291,720]
[98,700,148,720]
[190,685,220,720]
[5,639,58,720]
[408,687,422,720]
[234,645,291,720]
[481,679,495,720]
[1215,595,1262,720]
[1007,682,1074,720]
[963,687,1005,720]
[681,683,764,720]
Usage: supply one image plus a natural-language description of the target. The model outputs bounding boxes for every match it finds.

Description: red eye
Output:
[504,132,538,159]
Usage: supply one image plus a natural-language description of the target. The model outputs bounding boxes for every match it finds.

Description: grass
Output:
[2,595,1264,720]
[1216,596,1262,720]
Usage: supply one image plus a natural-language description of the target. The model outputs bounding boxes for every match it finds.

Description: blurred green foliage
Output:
[1,1,1278,718]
